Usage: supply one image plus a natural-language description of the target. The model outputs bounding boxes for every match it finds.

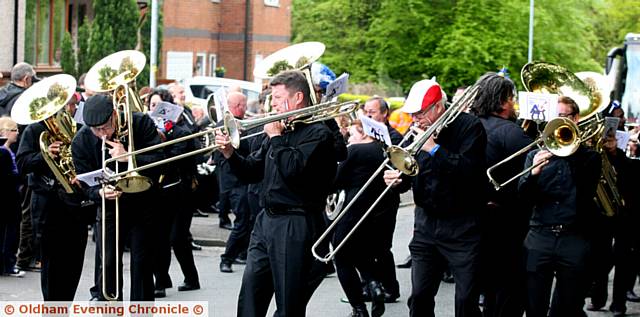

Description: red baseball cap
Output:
[401,79,446,114]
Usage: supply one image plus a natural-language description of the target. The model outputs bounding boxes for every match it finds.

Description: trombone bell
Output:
[387,145,419,176]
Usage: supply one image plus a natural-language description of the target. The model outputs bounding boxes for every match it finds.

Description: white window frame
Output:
[209,54,217,77]
[196,53,207,76]
[264,0,279,7]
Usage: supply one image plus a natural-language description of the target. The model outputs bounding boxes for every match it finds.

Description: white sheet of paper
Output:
[359,114,391,146]
[150,101,182,122]
[518,92,558,121]
[322,73,349,102]
[616,130,631,151]
[213,87,228,122]
[603,117,620,138]
[76,168,107,187]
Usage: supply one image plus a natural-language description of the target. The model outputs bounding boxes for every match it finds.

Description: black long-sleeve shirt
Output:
[71,112,164,203]
[397,112,487,217]
[480,115,533,206]
[227,121,338,213]
[518,146,601,228]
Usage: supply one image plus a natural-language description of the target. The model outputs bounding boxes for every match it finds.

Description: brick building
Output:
[0,0,291,85]
[162,0,291,82]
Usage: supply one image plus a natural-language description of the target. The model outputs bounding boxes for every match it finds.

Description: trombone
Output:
[486,117,581,190]
[312,85,480,263]
[103,99,361,181]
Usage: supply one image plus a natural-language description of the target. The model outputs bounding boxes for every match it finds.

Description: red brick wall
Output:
[160,0,290,83]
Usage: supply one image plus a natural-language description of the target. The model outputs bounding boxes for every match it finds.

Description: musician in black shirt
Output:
[215,70,340,316]
[16,115,91,300]
[72,94,164,301]
[384,79,487,317]
[518,96,601,316]
[469,72,532,317]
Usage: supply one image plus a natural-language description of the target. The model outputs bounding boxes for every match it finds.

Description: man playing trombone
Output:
[72,94,164,301]
[383,79,487,317]
[518,96,601,316]
[215,70,342,316]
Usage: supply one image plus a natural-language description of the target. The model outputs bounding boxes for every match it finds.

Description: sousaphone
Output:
[11,74,77,193]
[253,42,325,105]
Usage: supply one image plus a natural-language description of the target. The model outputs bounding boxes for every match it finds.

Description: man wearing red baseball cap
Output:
[385,79,487,317]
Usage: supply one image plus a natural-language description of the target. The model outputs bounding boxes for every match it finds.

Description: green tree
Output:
[85,0,139,75]
[60,32,77,78]
[77,18,92,76]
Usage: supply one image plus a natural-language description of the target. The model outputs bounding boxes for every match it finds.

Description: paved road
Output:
[0,197,638,316]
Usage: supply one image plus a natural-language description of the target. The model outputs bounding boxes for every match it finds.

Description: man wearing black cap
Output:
[72,94,164,301]
[15,103,92,300]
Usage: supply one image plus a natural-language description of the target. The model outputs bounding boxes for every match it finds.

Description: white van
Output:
[180,76,262,106]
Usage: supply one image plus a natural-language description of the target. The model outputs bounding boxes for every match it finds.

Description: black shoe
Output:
[396,255,411,269]
[442,271,454,283]
[177,282,200,292]
[220,262,233,273]
[349,305,370,317]
[193,209,209,217]
[325,263,336,276]
[219,222,234,230]
[626,290,640,302]
[384,292,399,303]
[610,304,627,317]
[233,257,247,265]
[154,289,166,298]
[191,242,203,251]
[209,205,220,213]
[586,303,603,311]
[368,281,385,317]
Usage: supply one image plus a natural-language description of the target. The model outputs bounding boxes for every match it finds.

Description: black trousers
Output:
[153,183,200,288]
[333,210,377,309]
[16,186,35,268]
[480,206,528,317]
[32,191,89,300]
[370,205,400,296]
[237,209,326,317]
[221,185,252,264]
[97,195,155,301]
[408,208,482,317]
[524,228,591,317]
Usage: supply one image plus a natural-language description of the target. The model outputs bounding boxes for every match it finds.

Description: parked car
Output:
[180,76,262,107]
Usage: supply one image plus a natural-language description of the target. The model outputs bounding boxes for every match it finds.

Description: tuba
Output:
[253,42,325,105]
[11,74,78,193]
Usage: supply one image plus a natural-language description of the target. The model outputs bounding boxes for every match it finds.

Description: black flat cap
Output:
[83,94,113,127]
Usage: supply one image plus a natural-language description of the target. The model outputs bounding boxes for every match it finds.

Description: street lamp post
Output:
[528,0,534,62]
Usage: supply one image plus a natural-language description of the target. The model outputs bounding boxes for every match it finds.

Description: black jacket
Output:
[397,112,487,217]
[71,112,164,203]
[227,121,339,213]
[0,83,26,117]
[518,146,601,230]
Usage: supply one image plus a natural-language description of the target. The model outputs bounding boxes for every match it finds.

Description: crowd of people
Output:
[1,56,640,317]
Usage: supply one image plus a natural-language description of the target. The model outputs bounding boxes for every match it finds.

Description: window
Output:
[195,53,206,76]
[25,0,69,68]
[209,54,217,76]
[264,0,279,7]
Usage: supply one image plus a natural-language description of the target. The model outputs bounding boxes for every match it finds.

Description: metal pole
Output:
[150,0,158,87]
[528,0,534,62]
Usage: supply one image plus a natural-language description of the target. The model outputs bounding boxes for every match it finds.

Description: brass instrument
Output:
[85,50,149,301]
[595,139,625,217]
[104,99,361,179]
[487,63,610,190]
[487,117,581,189]
[253,42,326,105]
[325,190,346,221]
[11,74,78,193]
[312,85,479,263]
